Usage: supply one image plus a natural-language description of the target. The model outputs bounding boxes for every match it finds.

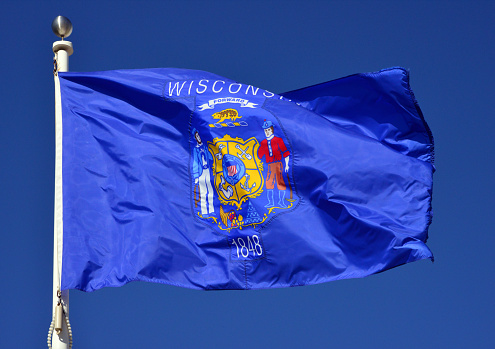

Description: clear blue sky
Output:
[1,1,494,348]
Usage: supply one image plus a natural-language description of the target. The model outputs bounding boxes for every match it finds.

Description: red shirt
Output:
[258,136,290,163]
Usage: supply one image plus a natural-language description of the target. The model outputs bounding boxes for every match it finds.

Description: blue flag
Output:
[58,67,434,292]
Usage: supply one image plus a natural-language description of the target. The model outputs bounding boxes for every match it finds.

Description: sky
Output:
[1,0,494,348]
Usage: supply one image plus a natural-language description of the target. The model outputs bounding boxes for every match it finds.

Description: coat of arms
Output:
[190,102,300,259]
[209,135,264,210]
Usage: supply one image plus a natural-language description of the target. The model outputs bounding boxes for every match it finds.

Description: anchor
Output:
[240,174,256,193]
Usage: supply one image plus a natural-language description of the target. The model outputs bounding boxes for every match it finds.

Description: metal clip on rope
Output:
[47,290,73,348]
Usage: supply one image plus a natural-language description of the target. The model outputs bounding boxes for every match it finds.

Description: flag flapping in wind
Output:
[58,67,434,292]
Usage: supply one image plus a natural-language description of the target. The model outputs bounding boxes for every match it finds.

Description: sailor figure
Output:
[192,129,215,215]
[257,120,290,208]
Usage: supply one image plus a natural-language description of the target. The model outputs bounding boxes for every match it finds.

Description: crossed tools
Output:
[235,144,252,160]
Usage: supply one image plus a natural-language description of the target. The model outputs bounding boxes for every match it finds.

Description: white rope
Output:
[47,314,54,348]
[65,312,74,348]
[53,53,58,76]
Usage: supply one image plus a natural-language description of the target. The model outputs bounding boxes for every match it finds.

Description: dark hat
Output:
[262,120,273,129]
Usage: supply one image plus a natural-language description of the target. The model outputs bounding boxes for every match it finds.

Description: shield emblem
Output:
[208,135,264,209]
[222,154,245,185]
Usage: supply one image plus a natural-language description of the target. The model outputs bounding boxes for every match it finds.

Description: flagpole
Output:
[50,16,73,349]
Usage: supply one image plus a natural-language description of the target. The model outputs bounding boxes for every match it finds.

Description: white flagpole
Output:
[50,16,73,349]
